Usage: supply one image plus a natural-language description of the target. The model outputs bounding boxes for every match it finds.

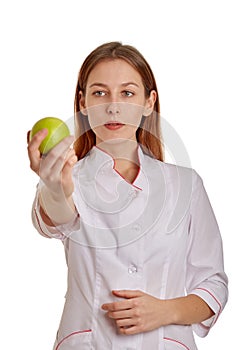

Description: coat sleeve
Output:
[186,170,228,337]
[31,184,80,240]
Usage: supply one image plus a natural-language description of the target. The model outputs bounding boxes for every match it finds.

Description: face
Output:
[79,59,156,145]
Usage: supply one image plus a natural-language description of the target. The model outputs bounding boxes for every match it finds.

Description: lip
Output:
[104,121,125,130]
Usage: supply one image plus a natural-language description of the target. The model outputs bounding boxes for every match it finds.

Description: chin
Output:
[94,128,137,145]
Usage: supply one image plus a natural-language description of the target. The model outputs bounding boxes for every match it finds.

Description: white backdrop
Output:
[0,0,231,349]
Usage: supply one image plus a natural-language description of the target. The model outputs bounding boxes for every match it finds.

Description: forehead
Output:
[87,59,143,87]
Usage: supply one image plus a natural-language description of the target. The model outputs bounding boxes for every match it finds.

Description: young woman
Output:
[28,42,228,350]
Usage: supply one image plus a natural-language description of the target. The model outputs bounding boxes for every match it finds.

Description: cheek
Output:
[87,104,106,128]
[121,103,144,126]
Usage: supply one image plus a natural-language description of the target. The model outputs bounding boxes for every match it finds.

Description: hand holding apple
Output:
[29,116,70,154]
[28,117,77,225]
[28,116,76,194]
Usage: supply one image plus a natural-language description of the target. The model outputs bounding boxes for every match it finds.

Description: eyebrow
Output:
[88,82,140,89]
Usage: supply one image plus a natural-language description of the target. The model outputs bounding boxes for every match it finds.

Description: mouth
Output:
[104,121,125,130]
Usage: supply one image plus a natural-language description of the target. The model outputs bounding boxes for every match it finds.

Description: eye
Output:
[122,90,134,97]
[93,91,107,97]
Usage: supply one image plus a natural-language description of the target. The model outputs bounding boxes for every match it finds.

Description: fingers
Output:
[28,128,48,150]
[102,299,134,312]
[118,325,138,335]
[27,130,31,143]
[102,295,140,320]
[61,148,78,188]
[28,128,75,183]
[102,299,142,335]
[112,289,143,299]
[40,135,74,173]
[101,290,143,312]
[106,308,135,321]
[64,148,78,167]
[101,290,147,335]
[102,291,164,335]
[27,129,48,173]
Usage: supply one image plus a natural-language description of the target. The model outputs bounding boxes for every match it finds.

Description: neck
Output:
[96,139,139,165]
[96,139,140,183]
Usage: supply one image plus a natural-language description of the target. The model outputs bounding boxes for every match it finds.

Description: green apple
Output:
[30,116,70,154]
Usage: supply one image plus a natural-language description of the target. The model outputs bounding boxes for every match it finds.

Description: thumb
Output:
[62,150,78,175]
[61,151,77,196]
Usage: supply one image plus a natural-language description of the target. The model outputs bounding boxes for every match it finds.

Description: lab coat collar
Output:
[88,144,145,191]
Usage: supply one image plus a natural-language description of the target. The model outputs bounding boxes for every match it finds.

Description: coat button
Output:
[128,265,137,274]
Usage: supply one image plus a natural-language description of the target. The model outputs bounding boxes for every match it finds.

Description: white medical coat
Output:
[32,145,228,350]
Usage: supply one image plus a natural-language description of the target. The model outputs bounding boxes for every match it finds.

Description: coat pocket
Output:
[55,329,92,350]
[164,337,190,350]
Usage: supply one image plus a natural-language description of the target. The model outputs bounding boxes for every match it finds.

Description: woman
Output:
[28,41,228,349]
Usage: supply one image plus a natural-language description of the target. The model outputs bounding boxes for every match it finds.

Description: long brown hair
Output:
[74,41,164,161]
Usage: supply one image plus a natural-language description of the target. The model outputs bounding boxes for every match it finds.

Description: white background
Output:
[0,0,232,349]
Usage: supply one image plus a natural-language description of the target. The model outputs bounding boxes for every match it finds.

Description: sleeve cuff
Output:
[190,288,222,337]
[32,187,80,240]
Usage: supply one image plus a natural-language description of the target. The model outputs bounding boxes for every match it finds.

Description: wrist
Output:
[162,299,180,326]
[39,186,76,225]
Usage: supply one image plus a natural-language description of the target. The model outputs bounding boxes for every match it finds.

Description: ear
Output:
[143,90,157,117]
[79,91,88,116]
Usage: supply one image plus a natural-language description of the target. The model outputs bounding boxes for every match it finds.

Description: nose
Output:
[106,102,120,116]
